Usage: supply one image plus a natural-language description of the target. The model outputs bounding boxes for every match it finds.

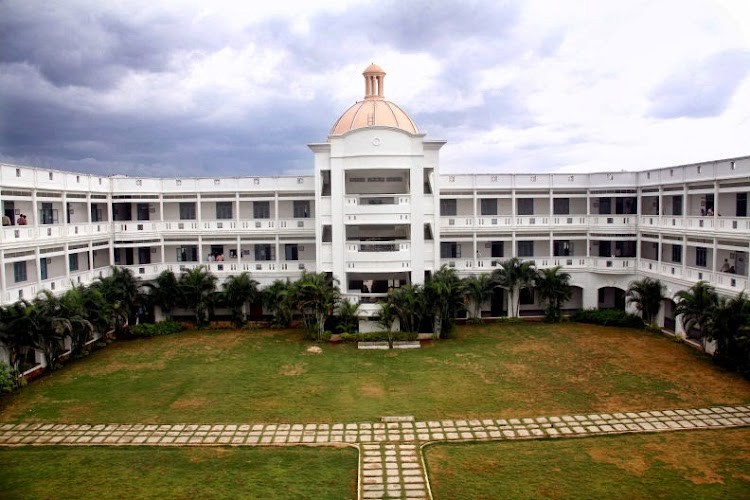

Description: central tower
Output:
[309,64,445,328]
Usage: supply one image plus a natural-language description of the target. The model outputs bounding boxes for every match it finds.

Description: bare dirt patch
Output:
[571,327,750,404]
[361,382,385,398]
[588,447,650,475]
[84,360,168,376]
[279,363,307,376]
[170,397,211,410]
[503,363,530,377]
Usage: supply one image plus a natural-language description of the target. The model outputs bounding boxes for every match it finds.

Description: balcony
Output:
[638,215,750,234]
[121,260,316,281]
[638,258,748,293]
[438,256,633,273]
[439,215,635,231]
[112,218,315,235]
[3,268,112,303]
[1,223,115,244]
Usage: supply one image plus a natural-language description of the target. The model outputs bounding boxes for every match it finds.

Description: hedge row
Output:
[571,308,644,329]
[338,331,419,342]
[130,321,184,337]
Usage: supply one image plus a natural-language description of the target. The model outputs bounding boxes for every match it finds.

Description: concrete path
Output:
[2,404,750,500]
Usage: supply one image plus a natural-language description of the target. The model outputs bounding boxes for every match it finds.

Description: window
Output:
[285,244,299,261]
[671,245,682,264]
[517,198,534,215]
[13,261,27,283]
[517,241,534,257]
[440,199,457,216]
[253,201,270,219]
[216,202,233,220]
[40,202,55,224]
[696,247,707,267]
[255,244,273,261]
[737,193,747,217]
[177,246,198,262]
[440,242,460,259]
[597,197,611,214]
[553,198,570,215]
[491,241,504,258]
[293,200,310,218]
[322,225,332,242]
[520,288,535,305]
[179,202,196,220]
[69,253,79,272]
[480,198,497,215]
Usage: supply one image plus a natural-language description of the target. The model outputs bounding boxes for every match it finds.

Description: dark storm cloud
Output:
[0,80,338,177]
[648,49,750,119]
[0,1,226,90]
[0,0,536,177]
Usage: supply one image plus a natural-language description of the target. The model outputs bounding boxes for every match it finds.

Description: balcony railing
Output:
[439,256,634,272]
[3,267,112,303]
[120,260,316,280]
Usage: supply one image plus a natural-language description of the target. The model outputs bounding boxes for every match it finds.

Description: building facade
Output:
[1,64,749,336]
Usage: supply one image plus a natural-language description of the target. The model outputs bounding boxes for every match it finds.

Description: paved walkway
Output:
[2,405,750,499]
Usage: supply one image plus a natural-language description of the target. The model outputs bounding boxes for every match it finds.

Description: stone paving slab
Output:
[2,405,749,500]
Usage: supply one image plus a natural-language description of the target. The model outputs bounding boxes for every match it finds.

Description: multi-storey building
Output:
[1,64,748,339]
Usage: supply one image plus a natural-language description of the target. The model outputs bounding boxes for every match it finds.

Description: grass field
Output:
[425,428,750,499]
[0,445,358,499]
[2,322,749,424]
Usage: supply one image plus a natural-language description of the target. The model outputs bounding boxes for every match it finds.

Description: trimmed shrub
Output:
[338,331,419,342]
[130,321,183,337]
[571,308,644,329]
[0,362,14,394]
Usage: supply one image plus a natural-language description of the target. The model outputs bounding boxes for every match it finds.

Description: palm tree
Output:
[674,281,718,341]
[425,265,465,339]
[78,285,112,337]
[0,300,36,382]
[58,286,95,358]
[462,273,496,322]
[377,302,397,332]
[92,266,143,334]
[262,279,293,328]
[28,292,72,371]
[535,266,573,322]
[385,283,425,334]
[291,272,340,341]
[707,292,750,373]
[335,298,360,333]
[178,266,218,327]
[491,257,536,318]
[144,270,180,321]
[626,277,665,325]
[221,272,259,327]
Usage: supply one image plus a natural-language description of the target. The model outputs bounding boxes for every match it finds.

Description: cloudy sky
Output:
[1,0,749,178]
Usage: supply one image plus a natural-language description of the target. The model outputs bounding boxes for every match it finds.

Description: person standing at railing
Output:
[2,215,10,226]
[721,259,731,273]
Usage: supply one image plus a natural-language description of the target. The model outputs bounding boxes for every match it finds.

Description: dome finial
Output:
[363,63,386,100]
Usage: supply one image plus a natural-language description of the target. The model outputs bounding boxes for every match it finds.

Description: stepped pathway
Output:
[2,405,750,499]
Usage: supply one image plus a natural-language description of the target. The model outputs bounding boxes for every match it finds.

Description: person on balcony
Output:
[721,259,731,272]
[707,207,714,216]
[17,214,27,225]
[2,215,10,226]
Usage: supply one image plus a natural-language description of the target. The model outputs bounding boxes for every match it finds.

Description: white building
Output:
[1,64,749,337]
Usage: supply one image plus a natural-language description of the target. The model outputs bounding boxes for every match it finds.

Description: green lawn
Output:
[0,445,358,500]
[425,428,750,499]
[2,322,749,423]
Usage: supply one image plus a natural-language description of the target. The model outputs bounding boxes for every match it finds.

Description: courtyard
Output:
[1,322,749,498]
